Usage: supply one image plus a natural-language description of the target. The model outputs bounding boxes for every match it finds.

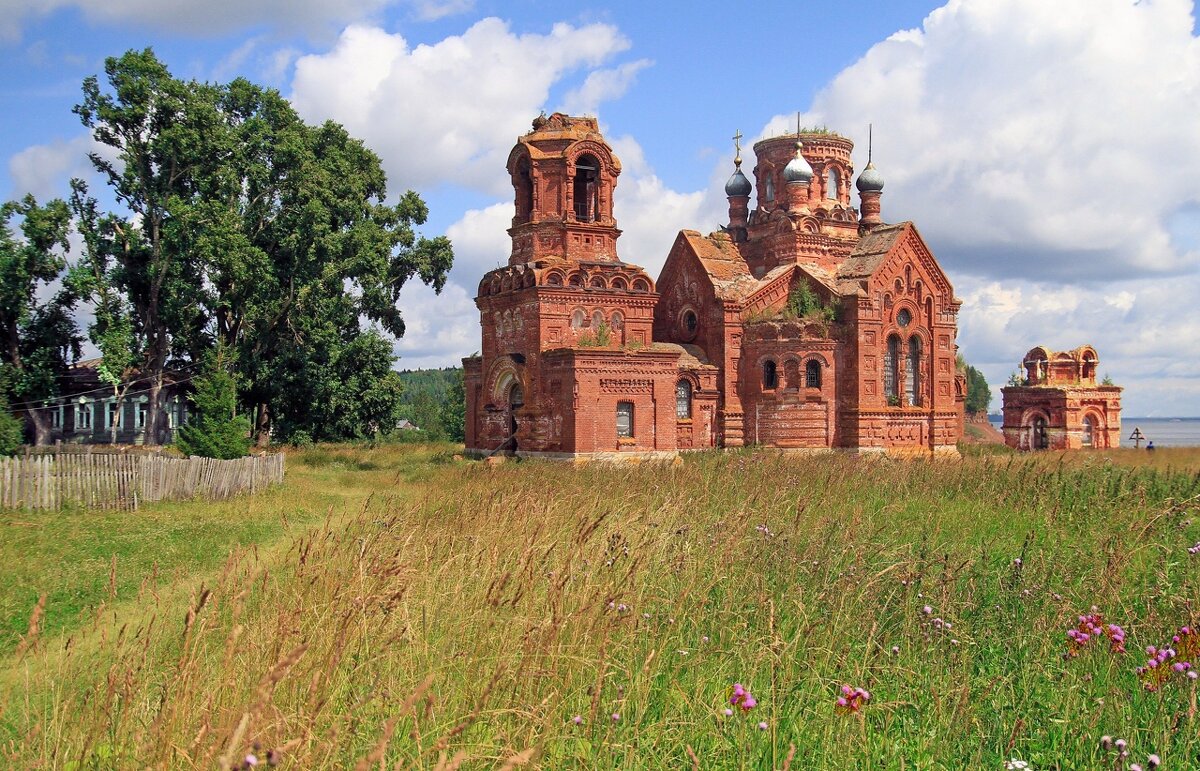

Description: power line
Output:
[6,366,205,411]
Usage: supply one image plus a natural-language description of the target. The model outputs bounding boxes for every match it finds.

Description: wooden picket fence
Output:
[0,452,284,511]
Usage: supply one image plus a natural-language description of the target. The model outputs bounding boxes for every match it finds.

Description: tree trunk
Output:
[255,401,271,448]
[23,406,49,446]
[145,374,163,446]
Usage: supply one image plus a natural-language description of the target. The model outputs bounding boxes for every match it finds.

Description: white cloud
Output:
[391,280,478,366]
[0,0,400,41]
[6,133,101,200]
[444,201,513,284]
[561,59,652,117]
[764,0,1200,283]
[290,18,634,196]
[409,0,473,22]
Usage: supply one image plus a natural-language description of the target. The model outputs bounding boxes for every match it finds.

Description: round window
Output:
[684,310,698,333]
[896,308,912,328]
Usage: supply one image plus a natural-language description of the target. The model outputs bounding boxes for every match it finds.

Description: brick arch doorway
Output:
[1032,416,1048,450]
[1019,409,1051,451]
[506,381,524,453]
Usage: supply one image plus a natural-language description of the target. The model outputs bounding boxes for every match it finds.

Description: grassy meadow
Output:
[3,444,1200,769]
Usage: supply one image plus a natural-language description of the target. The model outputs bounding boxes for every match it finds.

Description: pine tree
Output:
[176,354,251,459]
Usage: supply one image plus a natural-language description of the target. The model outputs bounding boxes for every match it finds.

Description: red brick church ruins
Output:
[463,113,967,459]
[1001,345,1122,450]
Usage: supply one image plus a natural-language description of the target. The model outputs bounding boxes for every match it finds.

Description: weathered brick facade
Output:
[465,114,966,459]
[1001,346,1122,450]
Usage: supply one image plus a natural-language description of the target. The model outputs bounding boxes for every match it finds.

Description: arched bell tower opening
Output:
[573,154,600,222]
[514,156,533,225]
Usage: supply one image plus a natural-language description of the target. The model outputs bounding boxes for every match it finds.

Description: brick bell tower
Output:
[506,112,623,265]
[464,113,663,457]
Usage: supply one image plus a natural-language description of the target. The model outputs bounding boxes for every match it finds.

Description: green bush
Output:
[0,396,22,456]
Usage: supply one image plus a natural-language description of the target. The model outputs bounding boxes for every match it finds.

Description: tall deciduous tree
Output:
[76,50,454,446]
[68,180,140,444]
[0,195,78,445]
[74,49,213,445]
[193,77,452,445]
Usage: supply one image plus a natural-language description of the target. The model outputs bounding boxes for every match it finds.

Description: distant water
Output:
[988,416,1200,447]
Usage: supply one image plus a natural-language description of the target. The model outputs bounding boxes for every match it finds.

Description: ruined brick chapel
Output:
[463,113,966,459]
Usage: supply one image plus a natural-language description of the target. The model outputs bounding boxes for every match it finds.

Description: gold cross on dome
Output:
[732,129,743,163]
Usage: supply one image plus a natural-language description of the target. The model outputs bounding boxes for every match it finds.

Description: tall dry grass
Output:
[3,445,1200,768]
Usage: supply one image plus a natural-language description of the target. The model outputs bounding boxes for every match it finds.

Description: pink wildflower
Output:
[834,684,871,714]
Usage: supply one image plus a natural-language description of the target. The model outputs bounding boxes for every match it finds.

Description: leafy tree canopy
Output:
[957,355,992,415]
[74,49,453,446]
[0,194,78,444]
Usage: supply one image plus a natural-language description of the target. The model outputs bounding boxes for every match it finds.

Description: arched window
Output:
[884,335,901,403]
[1082,353,1097,382]
[765,175,775,204]
[591,310,604,328]
[509,382,524,408]
[805,359,822,388]
[616,401,634,438]
[570,309,586,329]
[515,157,533,223]
[1082,416,1094,447]
[763,360,778,390]
[545,272,563,286]
[590,276,607,289]
[610,276,628,291]
[906,336,922,406]
[568,273,584,287]
[573,154,600,222]
[675,380,692,419]
[632,278,650,292]
[826,167,839,201]
[610,310,624,331]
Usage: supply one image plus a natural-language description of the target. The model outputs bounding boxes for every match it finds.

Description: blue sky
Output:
[4,0,1200,416]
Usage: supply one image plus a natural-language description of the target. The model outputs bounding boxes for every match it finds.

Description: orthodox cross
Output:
[732,129,743,164]
[1128,426,1145,449]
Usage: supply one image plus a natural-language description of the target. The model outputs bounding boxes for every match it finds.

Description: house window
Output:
[675,380,692,419]
[616,401,634,438]
[105,400,123,430]
[136,400,149,429]
[884,335,901,402]
[75,400,93,431]
[763,360,778,390]
[805,360,822,388]
[48,404,62,429]
[906,336,922,406]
